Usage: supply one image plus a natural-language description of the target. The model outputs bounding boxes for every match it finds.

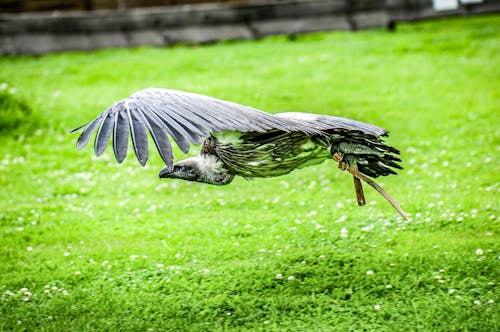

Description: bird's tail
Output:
[329,132,403,178]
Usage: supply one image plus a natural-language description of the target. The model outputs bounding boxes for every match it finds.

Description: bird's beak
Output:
[159,166,173,178]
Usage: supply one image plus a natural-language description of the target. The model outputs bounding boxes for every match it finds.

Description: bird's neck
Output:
[195,155,235,185]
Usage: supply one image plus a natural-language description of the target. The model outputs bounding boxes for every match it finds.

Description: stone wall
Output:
[1,0,499,55]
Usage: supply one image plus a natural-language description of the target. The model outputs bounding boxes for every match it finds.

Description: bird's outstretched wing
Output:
[71,88,321,169]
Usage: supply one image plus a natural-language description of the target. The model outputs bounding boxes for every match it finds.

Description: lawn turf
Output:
[0,15,499,331]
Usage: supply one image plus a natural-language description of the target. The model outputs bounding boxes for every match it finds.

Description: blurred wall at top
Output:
[1,0,248,13]
[1,0,499,54]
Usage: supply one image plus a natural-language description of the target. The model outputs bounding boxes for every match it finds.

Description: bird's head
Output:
[159,156,234,186]
[159,157,203,182]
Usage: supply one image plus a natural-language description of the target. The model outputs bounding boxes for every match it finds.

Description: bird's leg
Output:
[332,152,408,220]
[332,152,366,206]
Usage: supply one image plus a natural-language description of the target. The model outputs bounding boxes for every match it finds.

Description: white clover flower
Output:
[473,300,481,306]
[475,249,484,256]
[361,224,374,232]
[130,254,138,260]
[340,227,348,238]
[275,274,283,279]
[374,304,381,311]
[386,284,393,289]
[366,270,374,276]
[27,247,33,251]
[64,252,70,257]
[386,249,393,254]
[74,271,81,275]
[307,210,317,217]
[287,276,295,281]
[487,299,494,304]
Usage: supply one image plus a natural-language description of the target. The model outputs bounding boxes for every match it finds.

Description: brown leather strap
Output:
[346,166,409,220]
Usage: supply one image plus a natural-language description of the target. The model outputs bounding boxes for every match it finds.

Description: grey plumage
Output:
[72,88,392,169]
[72,88,407,218]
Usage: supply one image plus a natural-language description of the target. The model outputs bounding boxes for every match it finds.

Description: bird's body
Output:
[72,88,407,218]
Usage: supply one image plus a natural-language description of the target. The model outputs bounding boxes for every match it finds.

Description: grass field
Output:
[0,15,498,331]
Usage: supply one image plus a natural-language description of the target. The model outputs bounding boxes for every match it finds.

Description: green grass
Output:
[0,15,498,331]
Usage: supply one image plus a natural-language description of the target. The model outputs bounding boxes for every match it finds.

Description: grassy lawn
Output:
[0,15,498,331]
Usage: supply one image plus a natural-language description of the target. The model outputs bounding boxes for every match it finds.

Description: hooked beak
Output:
[159,166,174,178]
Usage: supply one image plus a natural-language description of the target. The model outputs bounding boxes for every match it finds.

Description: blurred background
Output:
[1,0,499,55]
[1,0,245,12]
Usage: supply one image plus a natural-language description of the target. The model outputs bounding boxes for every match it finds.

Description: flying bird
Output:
[72,88,408,219]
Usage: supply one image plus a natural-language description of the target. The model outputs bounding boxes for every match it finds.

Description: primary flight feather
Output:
[72,88,408,219]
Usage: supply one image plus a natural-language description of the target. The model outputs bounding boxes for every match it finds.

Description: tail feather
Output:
[330,131,402,179]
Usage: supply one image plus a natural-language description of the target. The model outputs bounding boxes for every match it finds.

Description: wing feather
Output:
[94,113,114,156]
[113,111,129,163]
[126,108,149,166]
[76,117,102,150]
[277,112,387,137]
[136,109,173,167]
[144,106,191,153]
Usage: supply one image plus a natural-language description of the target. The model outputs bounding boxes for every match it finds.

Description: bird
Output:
[72,88,408,219]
